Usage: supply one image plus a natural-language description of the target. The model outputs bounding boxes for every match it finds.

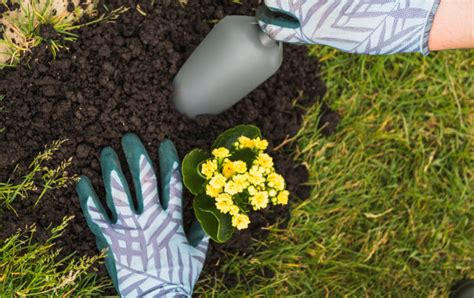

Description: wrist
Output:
[429,0,474,51]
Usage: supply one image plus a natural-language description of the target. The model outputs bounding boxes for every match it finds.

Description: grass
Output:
[195,48,473,296]
[0,216,110,296]
[0,141,109,296]
[0,140,75,211]
[0,0,127,68]
[0,0,94,67]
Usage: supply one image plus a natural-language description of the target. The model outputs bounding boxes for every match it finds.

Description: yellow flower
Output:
[267,173,285,191]
[233,174,249,190]
[224,180,244,195]
[248,166,265,186]
[269,189,277,197]
[256,153,273,169]
[222,160,247,178]
[238,136,255,149]
[209,174,226,190]
[216,193,232,201]
[206,184,221,198]
[222,159,236,178]
[201,159,217,179]
[212,147,230,158]
[276,190,289,205]
[250,165,262,174]
[232,213,250,230]
[248,185,257,196]
[215,193,233,214]
[250,191,269,210]
[254,138,269,150]
[229,205,240,216]
[233,160,247,173]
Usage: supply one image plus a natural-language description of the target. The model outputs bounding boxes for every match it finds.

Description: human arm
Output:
[257,0,445,55]
[428,0,474,51]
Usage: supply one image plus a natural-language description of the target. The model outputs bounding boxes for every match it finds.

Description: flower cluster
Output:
[200,136,289,230]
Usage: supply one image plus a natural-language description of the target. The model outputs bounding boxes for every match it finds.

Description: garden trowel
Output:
[172,6,299,117]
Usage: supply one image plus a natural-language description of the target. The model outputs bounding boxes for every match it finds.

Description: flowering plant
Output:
[182,125,289,243]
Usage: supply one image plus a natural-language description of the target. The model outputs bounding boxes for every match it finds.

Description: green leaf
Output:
[182,149,210,195]
[193,194,233,243]
[212,125,261,150]
[229,148,258,169]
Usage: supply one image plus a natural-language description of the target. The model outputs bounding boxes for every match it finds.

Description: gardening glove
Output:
[257,0,440,55]
[76,133,209,297]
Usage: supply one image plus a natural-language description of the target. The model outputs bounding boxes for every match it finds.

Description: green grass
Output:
[0,0,127,68]
[0,0,93,66]
[0,140,75,211]
[0,142,109,296]
[0,216,110,296]
[195,48,473,296]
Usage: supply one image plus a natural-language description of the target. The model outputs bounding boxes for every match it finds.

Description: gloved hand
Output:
[257,0,440,55]
[76,133,209,297]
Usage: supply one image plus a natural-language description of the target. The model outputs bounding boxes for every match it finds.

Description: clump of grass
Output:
[0,0,127,67]
[0,215,110,296]
[0,139,76,211]
[0,0,95,66]
[195,49,473,296]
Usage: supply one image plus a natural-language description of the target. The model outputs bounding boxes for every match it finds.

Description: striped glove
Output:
[76,133,209,297]
[257,0,440,55]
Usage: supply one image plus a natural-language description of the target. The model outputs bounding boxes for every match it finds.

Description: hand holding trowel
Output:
[173,0,441,117]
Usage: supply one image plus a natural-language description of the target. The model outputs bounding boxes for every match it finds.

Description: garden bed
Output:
[0,0,337,291]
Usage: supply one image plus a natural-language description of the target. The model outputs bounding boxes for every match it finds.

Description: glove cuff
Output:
[420,0,441,55]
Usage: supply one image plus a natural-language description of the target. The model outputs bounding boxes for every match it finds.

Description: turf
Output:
[195,48,473,296]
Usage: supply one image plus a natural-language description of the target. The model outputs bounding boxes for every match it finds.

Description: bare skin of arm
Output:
[429,0,474,51]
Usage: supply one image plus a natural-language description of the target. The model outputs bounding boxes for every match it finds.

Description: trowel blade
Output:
[172,15,283,118]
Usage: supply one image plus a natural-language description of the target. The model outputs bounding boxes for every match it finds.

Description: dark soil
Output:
[4,1,20,11]
[0,0,338,293]
[39,24,62,40]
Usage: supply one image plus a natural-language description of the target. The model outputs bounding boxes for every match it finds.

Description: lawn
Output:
[195,48,474,296]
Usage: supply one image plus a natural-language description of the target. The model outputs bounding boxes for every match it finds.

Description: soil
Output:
[39,24,62,40]
[0,0,338,293]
